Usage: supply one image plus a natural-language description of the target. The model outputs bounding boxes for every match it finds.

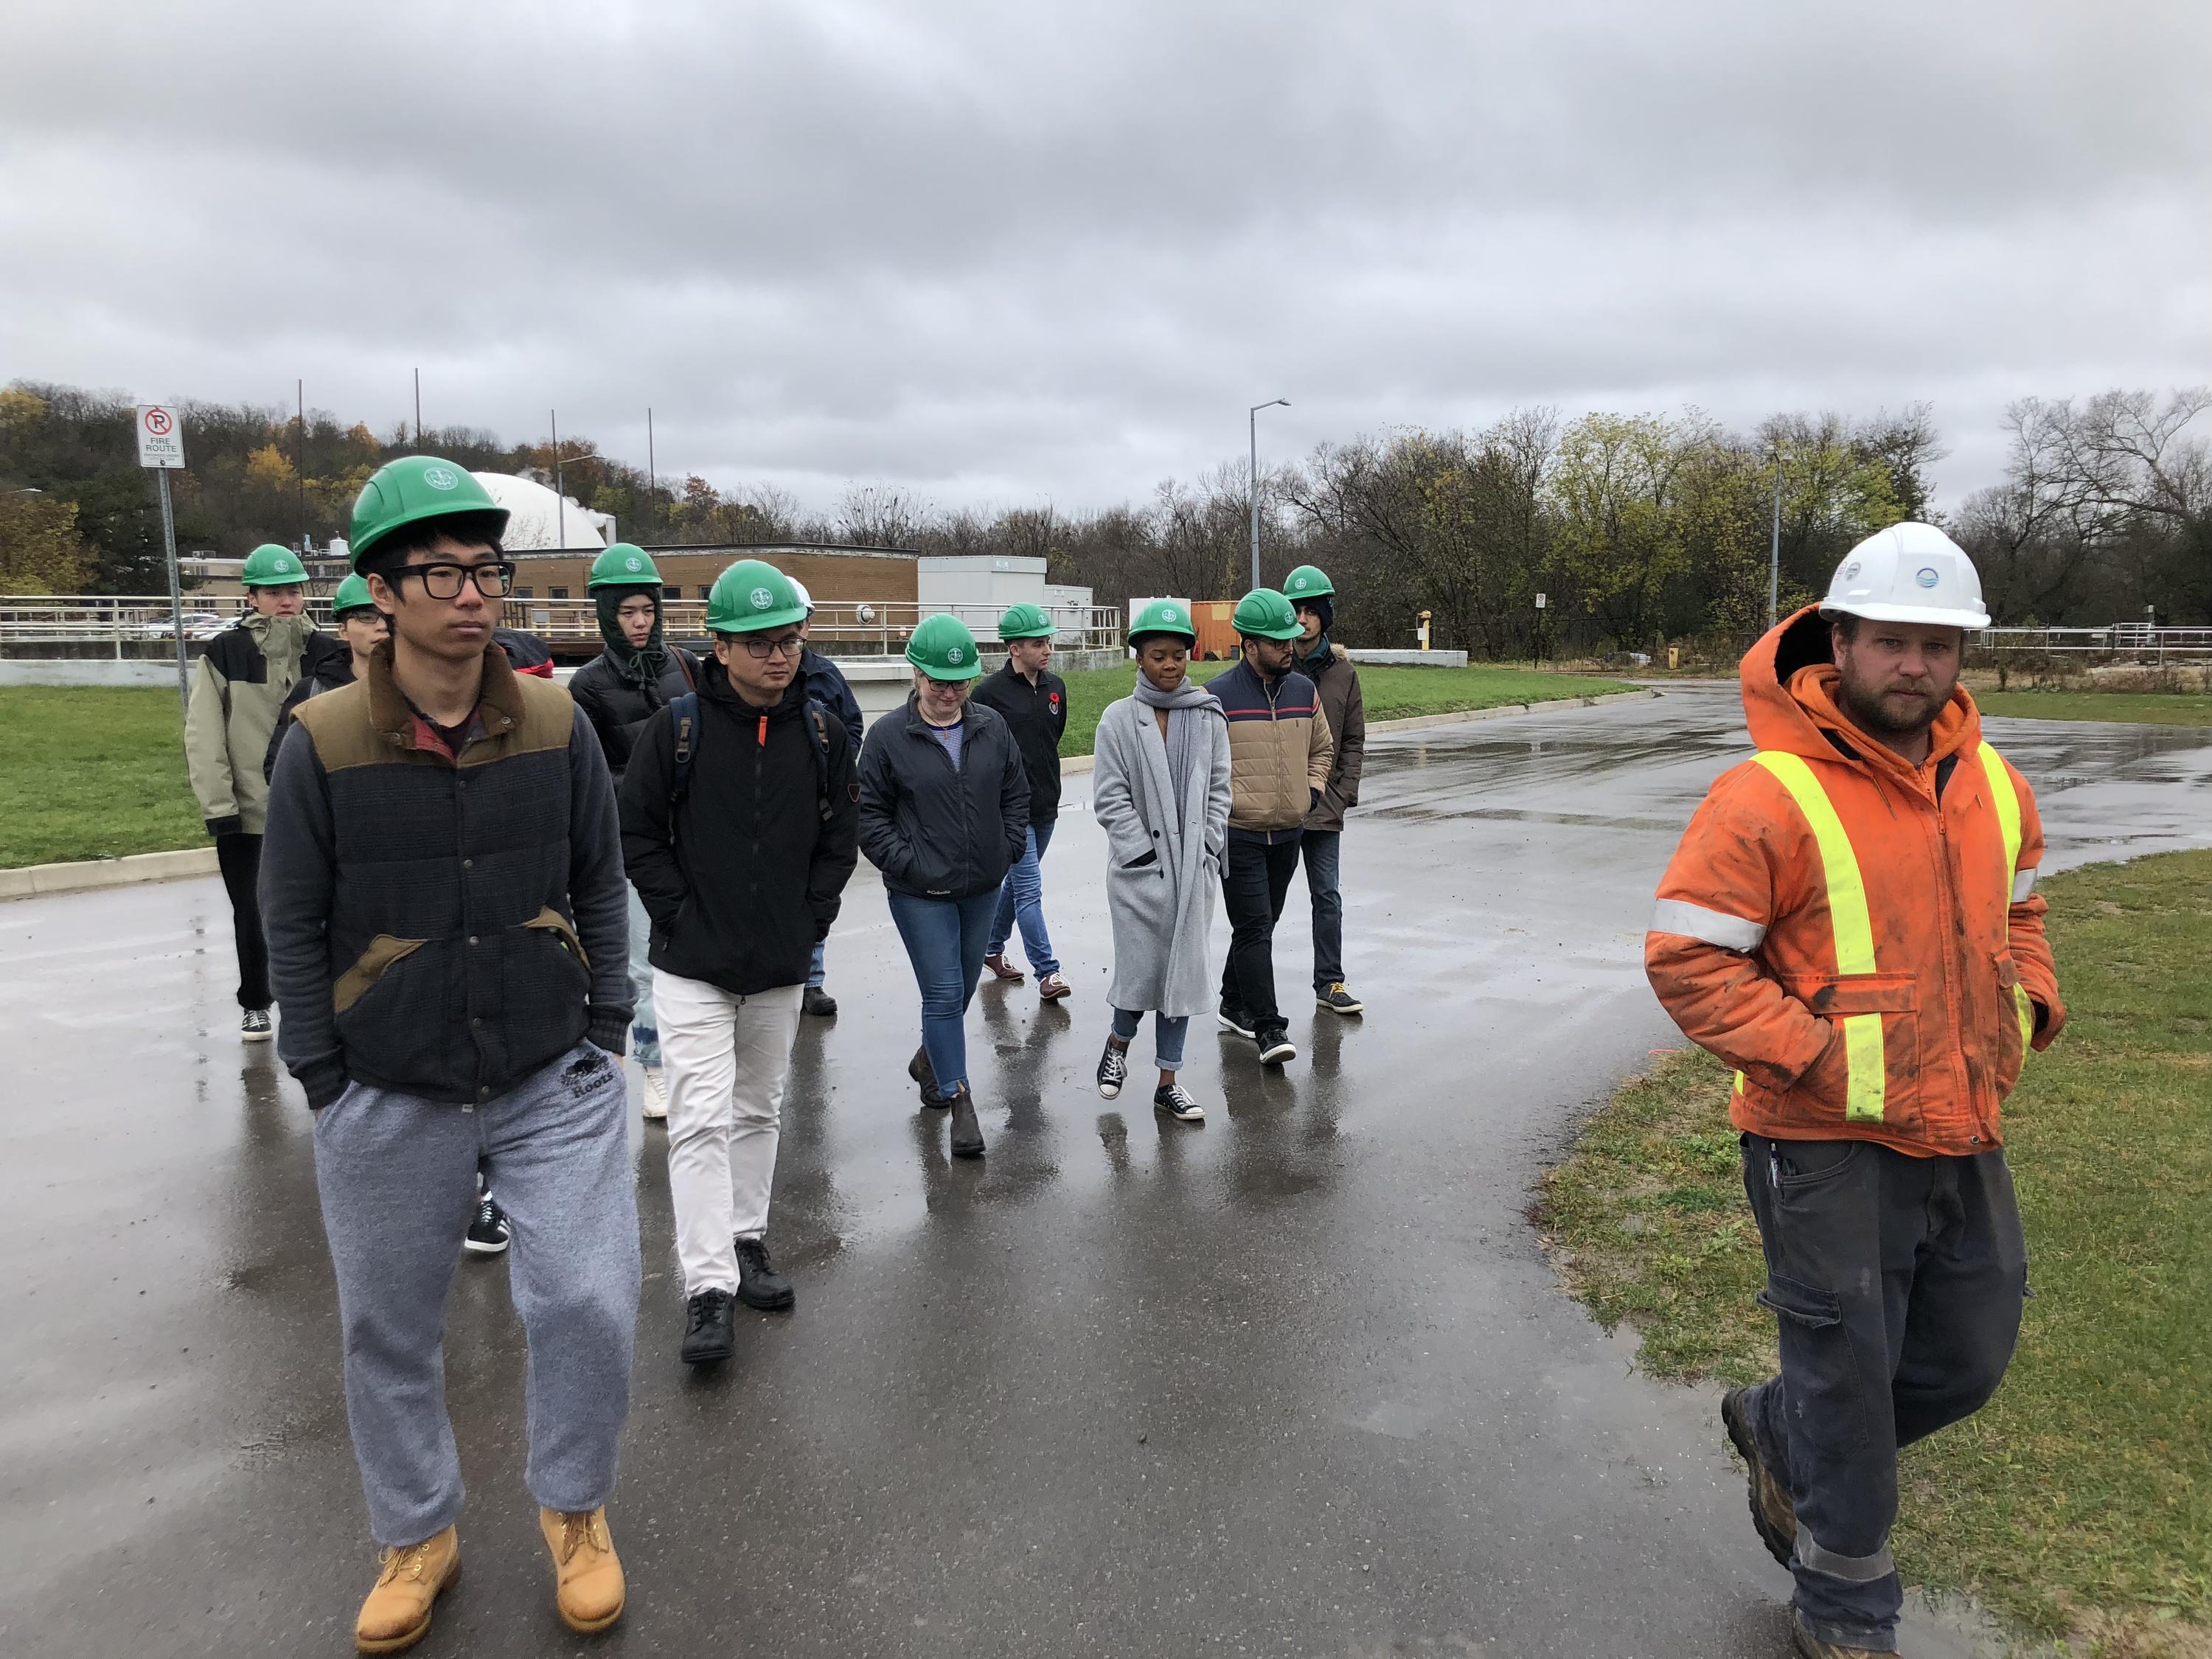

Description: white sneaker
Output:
[641,1066,669,1121]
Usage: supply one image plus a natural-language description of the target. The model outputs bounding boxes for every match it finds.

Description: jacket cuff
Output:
[297,1060,349,1111]
[588,1009,630,1057]
[206,815,244,838]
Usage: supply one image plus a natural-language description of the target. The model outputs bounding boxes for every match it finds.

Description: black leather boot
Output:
[909,1046,948,1107]
[947,1084,986,1158]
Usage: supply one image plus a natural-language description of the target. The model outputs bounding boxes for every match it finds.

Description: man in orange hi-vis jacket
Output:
[1646,523,2065,1659]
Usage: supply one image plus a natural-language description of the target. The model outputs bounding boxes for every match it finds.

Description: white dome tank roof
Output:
[473,472,613,552]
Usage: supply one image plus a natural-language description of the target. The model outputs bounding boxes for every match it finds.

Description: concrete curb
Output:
[0,689,1657,903]
[0,845,219,902]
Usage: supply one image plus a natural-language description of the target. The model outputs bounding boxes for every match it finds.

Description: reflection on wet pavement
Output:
[1,684,2199,1658]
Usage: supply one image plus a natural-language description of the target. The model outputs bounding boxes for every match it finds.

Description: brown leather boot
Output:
[1721,1386,1796,1568]
[353,1525,459,1655]
[1791,1621,1889,1658]
[909,1046,948,1107]
[539,1507,625,1634]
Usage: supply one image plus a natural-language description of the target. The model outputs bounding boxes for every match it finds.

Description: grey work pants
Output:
[312,1043,641,1547]
[1739,1133,2027,1653]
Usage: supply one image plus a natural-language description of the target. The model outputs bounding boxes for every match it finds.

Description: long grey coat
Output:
[1092,695,1233,1018]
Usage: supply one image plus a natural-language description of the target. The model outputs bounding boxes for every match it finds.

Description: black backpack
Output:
[667,693,837,824]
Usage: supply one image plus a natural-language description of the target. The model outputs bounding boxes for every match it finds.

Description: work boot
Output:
[639,1065,668,1121]
[680,1290,736,1366]
[538,1506,625,1635]
[1721,1386,1796,1569]
[1790,1619,1887,1658]
[802,986,838,1018]
[353,1525,459,1655]
[734,1237,794,1311]
[1315,982,1364,1016]
[241,1007,274,1042]
[983,952,1025,982]
[947,1084,986,1159]
[909,1046,948,1108]
[1037,972,1072,1001]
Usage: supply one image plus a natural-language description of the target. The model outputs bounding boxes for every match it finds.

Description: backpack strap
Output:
[669,692,701,810]
[806,698,833,821]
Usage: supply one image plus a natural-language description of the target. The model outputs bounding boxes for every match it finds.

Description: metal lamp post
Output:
[547,410,601,549]
[1767,447,1784,632]
[1249,398,1289,591]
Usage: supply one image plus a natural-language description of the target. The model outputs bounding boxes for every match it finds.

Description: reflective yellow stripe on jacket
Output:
[1976,742,2038,1051]
[1751,752,1888,1122]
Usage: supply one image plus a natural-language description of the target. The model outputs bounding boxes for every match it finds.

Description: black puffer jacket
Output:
[970,661,1068,824]
[570,647,700,780]
[858,695,1029,900]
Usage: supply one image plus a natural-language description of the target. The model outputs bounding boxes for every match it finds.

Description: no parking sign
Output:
[136,405,187,469]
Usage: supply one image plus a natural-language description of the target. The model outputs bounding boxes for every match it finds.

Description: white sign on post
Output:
[1534,592,1548,610]
[136,405,187,469]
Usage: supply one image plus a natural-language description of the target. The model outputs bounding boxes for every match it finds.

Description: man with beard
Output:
[1644,524,2065,1659]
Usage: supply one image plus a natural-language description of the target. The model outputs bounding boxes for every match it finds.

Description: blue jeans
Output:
[1111,1007,1189,1071]
[627,884,660,1067]
[1301,829,1343,992]
[807,938,826,991]
[986,820,1059,976]
[887,888,999,1093]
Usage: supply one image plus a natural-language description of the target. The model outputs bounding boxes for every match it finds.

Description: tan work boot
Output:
[353,1525,459,1655]
[1791,1621,1889,1658]
[1720,1386,1797,1569]
[539,1506,626,1634]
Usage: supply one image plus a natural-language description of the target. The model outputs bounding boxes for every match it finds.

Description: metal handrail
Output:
[1971,626,2212,661]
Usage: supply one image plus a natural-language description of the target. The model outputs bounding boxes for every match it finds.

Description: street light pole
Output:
[1248,398,1289,591]
[551,409,564,548]
[1767,451,1783,633]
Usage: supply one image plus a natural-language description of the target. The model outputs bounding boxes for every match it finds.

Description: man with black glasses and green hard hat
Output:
[186,540,344,1040]
[260,456,641,1651]
[1281,564,1366,1018]
[570,542,700,1122]
[619,559,860,1367]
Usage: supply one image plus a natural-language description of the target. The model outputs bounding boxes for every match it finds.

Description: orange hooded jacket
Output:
[1645,607,2065,1158]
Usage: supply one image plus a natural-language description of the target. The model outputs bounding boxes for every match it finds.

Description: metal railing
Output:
[0,596,1126,655]
[1970,626,2212,662]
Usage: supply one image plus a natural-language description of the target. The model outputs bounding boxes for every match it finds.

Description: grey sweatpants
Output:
[313,1042,641,1547]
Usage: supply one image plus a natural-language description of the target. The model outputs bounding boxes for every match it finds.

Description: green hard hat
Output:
[241,543,307,587]
[1231,587,1303,640]
[330,573,376,616]
[905,613,983,681]
[998,601,1054,641]
[704,558,808,633]
[589,543,661,590]
[1283,565,1335,602]
[1127,597,1197,642]
[348,456,509,568]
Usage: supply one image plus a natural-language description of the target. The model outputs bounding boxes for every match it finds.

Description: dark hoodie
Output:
[618,658,860,995]
[569,586,699,779]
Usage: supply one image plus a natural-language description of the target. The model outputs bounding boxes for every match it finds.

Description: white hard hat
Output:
[789,577,814,614]
[1820,522,1989,630]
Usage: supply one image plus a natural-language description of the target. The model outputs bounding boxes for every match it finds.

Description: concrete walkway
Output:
[1,685,2204,1658]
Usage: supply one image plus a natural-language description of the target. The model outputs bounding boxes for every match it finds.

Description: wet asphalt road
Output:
[4,685,2207,1659]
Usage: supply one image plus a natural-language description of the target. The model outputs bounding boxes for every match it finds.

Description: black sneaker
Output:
[1153,1082,1205,1123]
[240,1007,274,1042]
[1217,1004,1256,1039]
[464,1194,511,1256]
[803,986,838,1018]
[734,1237,794,1311]
[1316,983,1364,1016]
[680,1290,736,1366]
[1096,1039,1130,1099]
[1255,1027,1297,1067]
[909,1046,948,1108]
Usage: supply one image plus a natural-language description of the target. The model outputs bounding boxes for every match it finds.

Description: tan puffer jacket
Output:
[1213,657,1333,842]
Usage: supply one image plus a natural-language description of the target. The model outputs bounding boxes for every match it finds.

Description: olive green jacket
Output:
[184,612,317,835]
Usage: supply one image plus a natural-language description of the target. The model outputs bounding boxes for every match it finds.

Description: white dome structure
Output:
[473,471,614,552]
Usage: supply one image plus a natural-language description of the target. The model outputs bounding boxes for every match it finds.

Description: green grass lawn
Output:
[0,688,206,869]
[1057,661,1633,755]
[1536,852,2212,1654]
[1976,690,2212,727]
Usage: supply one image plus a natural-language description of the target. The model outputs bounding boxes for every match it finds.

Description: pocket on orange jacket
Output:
[1993,953,2027,1097]
[1757,972,1921,1135]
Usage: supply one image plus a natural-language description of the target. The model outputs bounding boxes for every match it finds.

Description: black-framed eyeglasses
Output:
[391,561,516,600]
[735,633,805,660]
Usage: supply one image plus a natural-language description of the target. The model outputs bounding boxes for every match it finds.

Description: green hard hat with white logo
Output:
[330,573,375,616]
[589,543,661,590]
[1283,565,1335,602]
[998,601,1054,641]
[348,456,509,569]
[905,613,983,681]
[241,543,307,587]
[1127,598,1197,643]
[704,558,808,633]
[1231,587,1303,640]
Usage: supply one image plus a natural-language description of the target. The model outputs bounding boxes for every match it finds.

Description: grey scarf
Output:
[1133,673,1222,807]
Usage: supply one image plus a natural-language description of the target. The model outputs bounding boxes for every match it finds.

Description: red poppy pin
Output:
[1049,692,1061,709]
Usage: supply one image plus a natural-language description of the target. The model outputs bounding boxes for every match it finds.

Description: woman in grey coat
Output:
[1091,600,1233,1122]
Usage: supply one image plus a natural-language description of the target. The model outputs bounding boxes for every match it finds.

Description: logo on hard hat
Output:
[750,587,772,609]
[625,556,643,572]
[422,466,459,490]
[947,646,964,664]
[1290,577,1307,591]
[1916,567,1940,588]
[1164,606,1180,620]
[1843,561,1861,580]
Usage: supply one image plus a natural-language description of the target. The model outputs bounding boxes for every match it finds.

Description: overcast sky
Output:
[4,0,2206,514]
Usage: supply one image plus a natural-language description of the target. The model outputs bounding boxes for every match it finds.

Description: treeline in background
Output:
[2,380,2203,656]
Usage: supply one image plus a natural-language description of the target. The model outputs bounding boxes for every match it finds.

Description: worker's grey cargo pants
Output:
[1737,1133,2027,1653]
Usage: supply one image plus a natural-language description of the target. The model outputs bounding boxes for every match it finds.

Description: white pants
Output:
[654,970,804,1298]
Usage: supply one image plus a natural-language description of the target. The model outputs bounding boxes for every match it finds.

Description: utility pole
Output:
[296,379,308,554]
[1248,398,1289,591]
[551,408,564,548]
[646,407,656,542]
[413,367,422,446]
[1767,451,1783,633]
